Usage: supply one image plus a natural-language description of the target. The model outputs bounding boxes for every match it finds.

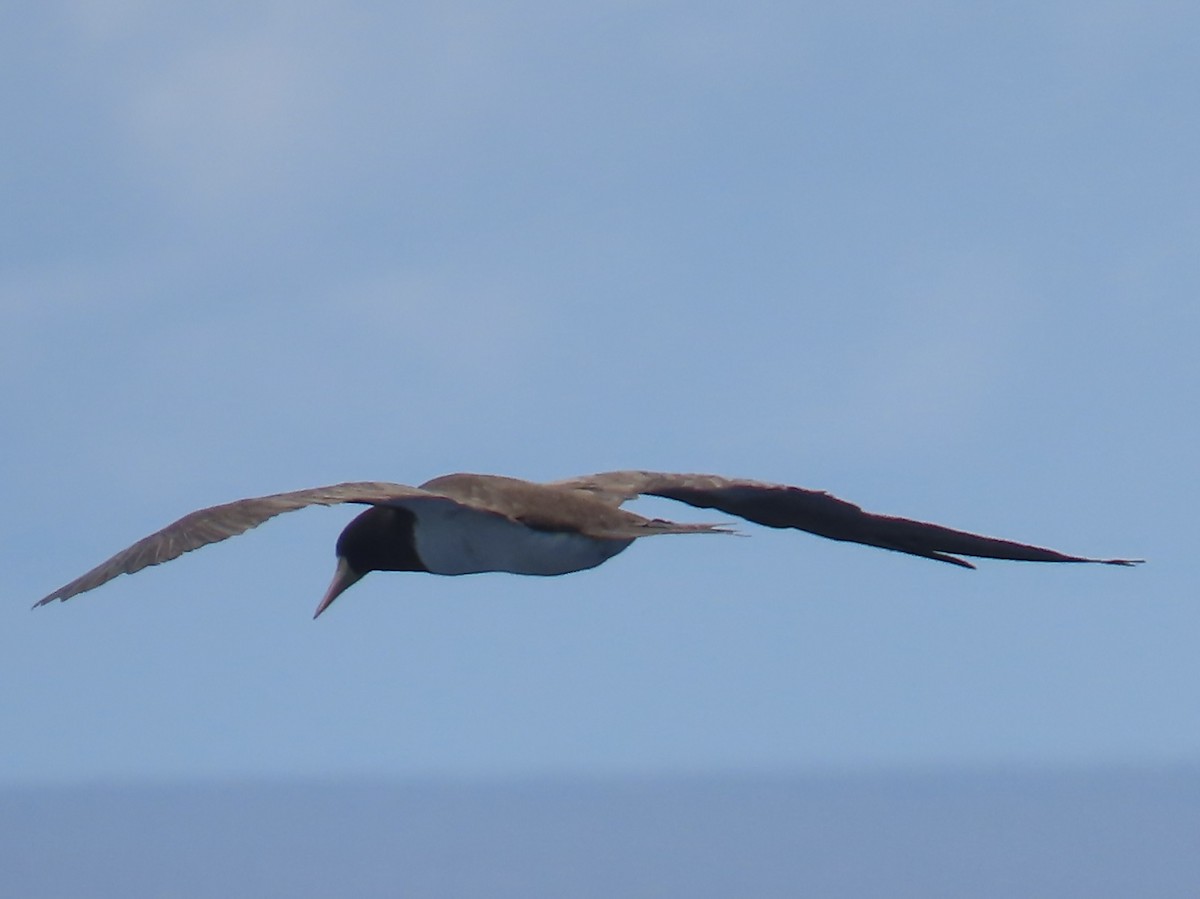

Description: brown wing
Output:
[33,482,434,607]
[551,471,1142,569]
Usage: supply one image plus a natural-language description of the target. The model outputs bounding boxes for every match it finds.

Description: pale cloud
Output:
[1049,0,1195,86]
[125,30,318,209]
[817,247,1033,452]
[327,264,544,386]
[0,250,185,362]
[61,0,159,44]
[113,3,527,214]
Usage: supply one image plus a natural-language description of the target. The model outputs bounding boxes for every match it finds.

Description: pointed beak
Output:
[313,557,362,619]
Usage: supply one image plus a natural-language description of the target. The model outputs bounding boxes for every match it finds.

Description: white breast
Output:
[408,502,632,576]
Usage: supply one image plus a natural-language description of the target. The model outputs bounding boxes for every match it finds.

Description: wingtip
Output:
[929,552,977,569]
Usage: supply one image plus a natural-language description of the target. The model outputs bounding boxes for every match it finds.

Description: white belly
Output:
[410,503,631,576]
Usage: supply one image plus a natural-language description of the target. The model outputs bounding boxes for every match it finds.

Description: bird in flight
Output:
[33,471,1141,618]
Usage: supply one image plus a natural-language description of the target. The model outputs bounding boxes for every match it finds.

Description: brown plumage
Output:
[33,471,1141,617]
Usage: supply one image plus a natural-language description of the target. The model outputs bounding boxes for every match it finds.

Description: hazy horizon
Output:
[8,765,1200,898]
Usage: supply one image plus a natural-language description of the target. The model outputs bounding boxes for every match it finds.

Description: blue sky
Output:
[3,1,1197,790]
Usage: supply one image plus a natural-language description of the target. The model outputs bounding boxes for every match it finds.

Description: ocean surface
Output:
[6,766,1198,897]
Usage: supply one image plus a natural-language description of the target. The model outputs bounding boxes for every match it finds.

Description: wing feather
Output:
[552,471,1141,568]
[33,482,431,607]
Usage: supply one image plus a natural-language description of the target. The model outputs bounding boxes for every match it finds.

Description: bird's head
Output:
[313,505,424,618]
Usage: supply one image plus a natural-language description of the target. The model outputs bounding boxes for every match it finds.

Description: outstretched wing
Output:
[33,482,433,607]
[551,471,1142,568]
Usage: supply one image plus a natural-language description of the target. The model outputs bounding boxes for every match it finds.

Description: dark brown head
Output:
[313,505,427,618]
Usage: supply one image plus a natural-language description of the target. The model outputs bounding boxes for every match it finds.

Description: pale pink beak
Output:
[313,557,362,619]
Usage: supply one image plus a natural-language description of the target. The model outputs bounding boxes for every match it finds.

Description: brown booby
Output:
[32,471,1141,618]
